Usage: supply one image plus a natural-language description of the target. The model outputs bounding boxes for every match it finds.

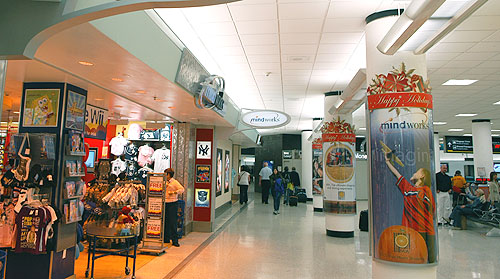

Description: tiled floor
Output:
[82,193,500,278]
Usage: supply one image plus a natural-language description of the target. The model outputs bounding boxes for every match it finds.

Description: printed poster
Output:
[146,218,162,239]
[195,189,210,208]
[322,129,356,215]
[224,150,230,193]
[367,63,437,265]
[85,104,108,140]
[312,138,323,195]
[148,197,163,217]
[196,141,211,159]
[216,148,222,197]
[148,175,164,196]
[196,165,211,183]
[65,90,86,131]
[23,89,60,127]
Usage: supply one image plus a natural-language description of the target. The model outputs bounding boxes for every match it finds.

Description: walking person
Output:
[488,172,499,207]
[237,166,251,204]
[281,166,292,205]
[164,168,184,247]
[288,167,300,204]
[259,162,272,204]
[436,165,452,225]
[272,171,285,215]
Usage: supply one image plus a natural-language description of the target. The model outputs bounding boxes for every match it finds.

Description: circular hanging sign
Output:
[241,110,291,129]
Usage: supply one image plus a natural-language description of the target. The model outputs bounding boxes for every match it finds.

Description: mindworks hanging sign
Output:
[367,63,437,265]
[241,110,291,129]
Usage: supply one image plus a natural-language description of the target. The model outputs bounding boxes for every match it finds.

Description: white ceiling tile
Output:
[456,16,500,31]
[235,20,278,34]
[282,62,314,70]
[281,44,318,55]
[283,69,312,76]
[192,21,237,36]
[318,43,357,54]
[278,2,329,20]
[427,60,448,69]
[323,18,365,33]
[426,52,461,61]
[229,4,277,21]
[311,69,339,77]
[467,42,500,53]
[200,35,241,47]
[315,53,350,63]
[474,0,500,16]
[280,19,323,33]
[210,46,246,56]
[282,79,309,86]
[429,42,475,53]
[477,60,500,69]
[281,33,321,45]
[442,30,495,43]
[244,45,280,55]
[250,62,281,70]
[484,30,500,42]
[240,34,279,46]
[284,85,307,91]
[182,6,232,23]
[454,52,498,61]
[320,32,364,44]
[443,60,482,69]
[328,1,380,19]
[247,55,281,63]
[313,62,344,70]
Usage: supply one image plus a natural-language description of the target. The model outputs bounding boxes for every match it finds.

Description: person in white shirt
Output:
[238,166,251,204]
[164,168,184,247]
[259,162,273,204]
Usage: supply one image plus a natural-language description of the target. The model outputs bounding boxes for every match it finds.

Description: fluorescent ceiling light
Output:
[13,111,19,114]
[359,127,366,131]
[456,113,477,117]
[448,128,464,132]
[463,133,473,136]
[439,138,444,140]
[494,101,500,105]
[492,134,500,137]
[492,130,500,132]
[433,121,447,125]
[78,61,94,66]
[442,79,478,86]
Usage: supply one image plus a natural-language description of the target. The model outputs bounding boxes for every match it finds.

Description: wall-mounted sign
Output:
[23,89,60,127]
[195,75,225,115]
[195,189,210,207]
[85,104,108,140]
[65,91,86,131]
[283,150,292,159]
[445,136,473,153]
[241,110,291,129]
[196,141,212,160]
[493,137,500,154]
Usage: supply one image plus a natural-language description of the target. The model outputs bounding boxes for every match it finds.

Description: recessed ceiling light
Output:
[442,79,478,86]
[433,121,447,125]
[136,90,146,94]
[463,134,473,136]
[358,127,366,131]
[168,106,176,109]
[13,111,19,114]
[111,78,124,82]
[115,105,123,108]
[455,113,477,117]
[154,97,167,102]
[130,111,139,114]
[95,98,104,101]
[448,128,464,132]
[78,61,94,66]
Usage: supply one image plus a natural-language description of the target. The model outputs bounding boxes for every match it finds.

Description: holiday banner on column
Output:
[367,63,437,265]
[312,138,323,196]
[321,119,356,215]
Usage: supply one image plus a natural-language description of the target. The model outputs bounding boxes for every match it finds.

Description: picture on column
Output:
[224,150,230,193]
[216,148,222,197]
[22,89,60,127]
[312,139,323,195]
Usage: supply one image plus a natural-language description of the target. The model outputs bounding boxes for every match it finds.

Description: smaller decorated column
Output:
[321,117,356,237]
[312,137,324,212]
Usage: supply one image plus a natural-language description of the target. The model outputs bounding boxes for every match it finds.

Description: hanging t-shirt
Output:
[0,204,15,247]
[128,124,143,140]
[137,145,154,167]
[111,159,127,176]
[109,136,128,156]
[15,206,51,254]
[152,148,171,173]
[137,166,153,186]
[125,160,138,179]
[124,144,138,161]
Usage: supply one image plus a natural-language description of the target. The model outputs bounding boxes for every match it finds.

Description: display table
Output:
[85,232,138,279]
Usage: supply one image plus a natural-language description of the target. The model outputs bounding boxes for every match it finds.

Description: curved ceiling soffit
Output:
[24,0,240,59]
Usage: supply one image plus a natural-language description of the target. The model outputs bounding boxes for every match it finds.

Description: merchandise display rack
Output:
[140,173,168,255]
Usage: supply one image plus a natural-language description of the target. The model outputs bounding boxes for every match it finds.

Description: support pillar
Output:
[472,119,493,179]
[323,92,356,237]
[312,118,324,211]
[434,133,440,172]
[365,10,438,278]
[301,130,313,200]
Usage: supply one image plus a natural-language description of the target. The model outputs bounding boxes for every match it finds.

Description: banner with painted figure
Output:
[312,138,323,196]
[321,118,356,214]
[367,63,437,265]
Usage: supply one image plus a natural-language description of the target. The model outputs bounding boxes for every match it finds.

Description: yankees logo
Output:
[199,145,209,156]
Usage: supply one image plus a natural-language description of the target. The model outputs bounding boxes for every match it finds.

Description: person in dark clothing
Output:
[282,166,292,205]
[450,189,487,229]
[436,164,452,224]
[290,167,301,188]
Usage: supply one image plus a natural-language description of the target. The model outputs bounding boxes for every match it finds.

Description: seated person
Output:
[449,189,487,230]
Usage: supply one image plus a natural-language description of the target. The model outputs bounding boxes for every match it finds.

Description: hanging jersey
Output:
[111,159,126,176]
[109,136,128,156]
[125,160,138,179]
[137,167,152,186]
[124,144,138,161]
[137,145,154,167]
[152,148,171,173]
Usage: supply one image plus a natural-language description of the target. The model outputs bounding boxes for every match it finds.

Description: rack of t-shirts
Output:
[102,181,145,209]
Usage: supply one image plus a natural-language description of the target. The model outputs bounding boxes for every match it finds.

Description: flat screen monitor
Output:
[85,148,97,172]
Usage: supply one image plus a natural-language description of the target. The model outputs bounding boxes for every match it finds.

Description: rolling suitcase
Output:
[297,193,307,203]
[359,210,368,232]
[289,196,298,206]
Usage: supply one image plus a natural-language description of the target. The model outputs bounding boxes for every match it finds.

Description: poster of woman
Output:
[216,149,222,196]
[224,150,230,193]
[367,63,437,265]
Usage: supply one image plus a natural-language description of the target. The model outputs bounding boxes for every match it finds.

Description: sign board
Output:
[196,141,212,160]
[195,75,225,115]
[493,137,500,154]
[445,136,473,153]
[142,173,167,252]
[241,110,291,129]
[85,104,108,140]
[283,150,292,159]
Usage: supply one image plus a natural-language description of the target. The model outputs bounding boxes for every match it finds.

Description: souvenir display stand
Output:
[5,82,87,279]
[140,173,168,254]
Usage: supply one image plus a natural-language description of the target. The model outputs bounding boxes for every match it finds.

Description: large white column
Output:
[324,92,356,237]
[366,10,437,278]
[301,130,313,199]
[434,133,440,172]
[472,119,493,178]
[312,118,324,211]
